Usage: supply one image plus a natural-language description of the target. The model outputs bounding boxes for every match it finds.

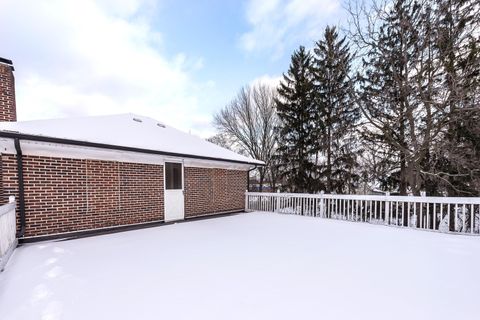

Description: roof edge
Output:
[0,131,264,166]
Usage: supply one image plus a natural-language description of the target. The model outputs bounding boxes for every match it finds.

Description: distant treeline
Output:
[211,0,480,196]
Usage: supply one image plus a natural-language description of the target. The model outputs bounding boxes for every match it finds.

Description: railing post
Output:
[276,190,280,213]
[453,203,458,232]
[319,191,325,217]
[406,194,412,227]
[385,192,390,225]
[245,190,249,212]
[420,191,426,229]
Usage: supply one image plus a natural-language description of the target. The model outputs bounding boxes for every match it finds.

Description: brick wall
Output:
[1,153,248,237]
[0,61,16,122]
[184,167,247,218]
[1,154,164,237]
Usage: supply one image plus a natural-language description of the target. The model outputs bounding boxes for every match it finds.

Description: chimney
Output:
[0,57,17,122]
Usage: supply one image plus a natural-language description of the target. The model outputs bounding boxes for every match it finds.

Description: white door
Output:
[164,162,185,222]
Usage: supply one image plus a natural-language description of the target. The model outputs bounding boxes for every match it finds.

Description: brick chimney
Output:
[0,57,17,122]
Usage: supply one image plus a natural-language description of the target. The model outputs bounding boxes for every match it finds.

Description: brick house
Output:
[0,57,262,240]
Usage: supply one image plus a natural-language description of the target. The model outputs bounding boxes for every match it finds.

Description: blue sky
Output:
[0,0,346,137]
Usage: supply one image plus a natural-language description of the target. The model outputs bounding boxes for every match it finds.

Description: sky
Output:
[0,0,346,138]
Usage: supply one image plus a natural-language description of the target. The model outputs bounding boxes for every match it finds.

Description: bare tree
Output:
[206,133,233,150]
[213,84,279,191]
[431,0,480,196]
[348,0,456,196]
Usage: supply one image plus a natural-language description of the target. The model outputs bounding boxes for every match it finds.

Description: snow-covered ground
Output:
[1,212,479,320]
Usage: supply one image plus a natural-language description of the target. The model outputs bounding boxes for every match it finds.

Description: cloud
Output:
[240,0,342,58]
[0,0,211,136]
[249,74,282,88]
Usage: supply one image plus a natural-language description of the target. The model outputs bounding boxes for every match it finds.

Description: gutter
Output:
[14,138,26,238]
[0,131,262,167]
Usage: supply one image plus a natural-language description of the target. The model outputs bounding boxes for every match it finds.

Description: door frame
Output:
[163,159,185,221]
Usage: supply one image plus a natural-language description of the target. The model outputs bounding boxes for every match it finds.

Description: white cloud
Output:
[0,0,212,136]
[249,74,282,88]
[240,0,342,58]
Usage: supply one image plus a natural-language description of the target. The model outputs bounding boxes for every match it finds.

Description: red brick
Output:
[1,154,247,237]
[0,62,16,122]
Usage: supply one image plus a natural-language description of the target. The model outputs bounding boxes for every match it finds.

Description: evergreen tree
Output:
[313,26,359,193]
[276,46,318,193]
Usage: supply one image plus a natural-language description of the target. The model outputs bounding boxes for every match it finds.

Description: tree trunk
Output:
[259,168,264,192]
[327,124,332,193]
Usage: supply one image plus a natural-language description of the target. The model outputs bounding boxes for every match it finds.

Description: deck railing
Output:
[0,197,17,271]
[245,192,480,235]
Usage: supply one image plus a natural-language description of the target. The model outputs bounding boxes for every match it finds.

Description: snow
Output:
[0,113,262,165]
[1,212,479,320]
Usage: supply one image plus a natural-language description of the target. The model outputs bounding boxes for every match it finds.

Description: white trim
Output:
[164,161,185,222]
[163,160,185,192]
[183,158,252,170]
[0,138,253,171]
[246,192,480,204]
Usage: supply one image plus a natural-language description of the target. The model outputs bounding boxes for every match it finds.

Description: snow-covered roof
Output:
[0,114,263,165]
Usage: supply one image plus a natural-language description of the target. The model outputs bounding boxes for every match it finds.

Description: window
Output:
[165,162,182,190]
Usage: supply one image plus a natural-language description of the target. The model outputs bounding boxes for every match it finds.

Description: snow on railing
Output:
[245,192,480,235]
[0,196,17,271]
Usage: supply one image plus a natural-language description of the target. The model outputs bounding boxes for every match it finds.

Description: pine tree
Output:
[313,26,359,193]
[276,46,318,193]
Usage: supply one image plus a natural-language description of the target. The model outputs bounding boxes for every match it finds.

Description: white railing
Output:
[245,192,480,235]
[0,197,17,271]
